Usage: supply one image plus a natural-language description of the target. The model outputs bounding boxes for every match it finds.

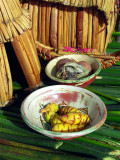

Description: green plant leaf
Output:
[13,81,22,90]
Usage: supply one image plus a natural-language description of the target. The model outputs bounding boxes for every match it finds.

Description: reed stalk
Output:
[99,19,106,53]
[22,2,29,9]
[0,24,11,42]
[0,44,12,106]
[87,7,93,49]
[0,1,31,42]
[92,8,101,52]
[32,0,39,41]
[12,21,24,35]
[45,3,52,46]
[71,7,77,48]
[92,0,97,6]
[41,2,46,45]
[82,8,88,48]
[68,7,72,47]
[58,4,64,49]
[0,0,12,22]
[77,8,83,49]
[15,16,27,31]
[11,29,41,88]
[66,7,69,47]
[70,0,76,5]
[50,4,58,48]
[63,6,68,47]
[105,5,117,50]
[78,0,82,6]
[29,0,34,20]
[74,0,79,6]
[38,1,42,42]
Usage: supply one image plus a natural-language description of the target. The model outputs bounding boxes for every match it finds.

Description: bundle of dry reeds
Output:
[0,0,41,106]
[21,0,117,54]
[0,44,13,107]
[11,29,41,88]
[0,0,41,87]
[0,0,31,43]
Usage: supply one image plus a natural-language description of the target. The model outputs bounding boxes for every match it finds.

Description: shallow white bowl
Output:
[21,85,107,140]
[45,55,101,88]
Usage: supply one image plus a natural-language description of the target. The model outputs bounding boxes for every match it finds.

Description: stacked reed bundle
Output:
[0,0,41,107]
[21,0,117,55]
[11,30,41,87]
[0,44,12,107]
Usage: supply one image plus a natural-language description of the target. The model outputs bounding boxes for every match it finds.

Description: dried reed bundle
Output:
[32,0,39,41]
[38,1,42,42]
[12,21,24,35]
[92,8,100,51]
[45,2,52,46]
[0,0,31,43]
[27,30,39,59]
[67,0,71,5]
[104,2,117,50]
[11,29,41,88]
[78,0,83,6]
[68,7,72,47]
[82,8,88,48]
[21,0,116,24]
[77,8,83,49]
[58,4,64,49]
[0,24,12,42]
[87,7,93,49]
[63,6,68,47]
[105,14,116,50]
[22,2,29,9]
[102,0,109,12]
[92,0,97,6]
[41,2,46,45]
[21,0,117,54]
[70,0,75,6]
[101,0,105,9]
[29,0,34,19]
[0,0,41,92]
[98,14,106,53]
[0,43,13,107]
[50,4,58,48]
[0,0,16,21]
[36,41,54,53]
[74,0,79,6]
[96,0,103,10]
[82,0,88,7]
[14,14,28,32]
[88,0,92,6]
[71,7,77,48]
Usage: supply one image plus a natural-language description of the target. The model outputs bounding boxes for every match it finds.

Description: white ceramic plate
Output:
[21,85,107,140]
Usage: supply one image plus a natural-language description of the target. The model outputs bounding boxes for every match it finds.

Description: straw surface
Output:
[0,44,13,107]
[21,0,117,54]
[11,29,41,88]
[0,0,32,43]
